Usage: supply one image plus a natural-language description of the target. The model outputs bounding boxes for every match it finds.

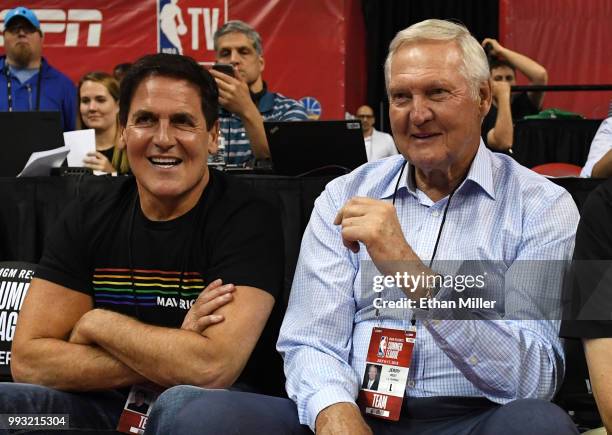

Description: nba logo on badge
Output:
[157,0,227,64]
[377,336,388,357]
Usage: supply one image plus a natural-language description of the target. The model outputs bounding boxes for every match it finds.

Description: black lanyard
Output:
[391,160,456,268]
[391,160,458,326]
[4,61,43,112]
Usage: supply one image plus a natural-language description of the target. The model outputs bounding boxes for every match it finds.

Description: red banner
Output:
[0,0,361,119]
[500,0,612,119]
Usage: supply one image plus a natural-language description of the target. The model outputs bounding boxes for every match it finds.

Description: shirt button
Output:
[431,319,440,326]
[468,355,478,365]
[407,380,415,388]
[432,211,440,217]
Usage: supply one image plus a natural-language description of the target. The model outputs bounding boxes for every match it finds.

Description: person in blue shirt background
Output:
[0,6,76,131]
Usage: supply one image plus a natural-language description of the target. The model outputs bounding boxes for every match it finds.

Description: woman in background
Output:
[77,72,129,174]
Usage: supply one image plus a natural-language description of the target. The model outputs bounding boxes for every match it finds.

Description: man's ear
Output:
[118,127,127,150]
[478,80,492,118]
[259,55,265,73]
[207,120,220,155]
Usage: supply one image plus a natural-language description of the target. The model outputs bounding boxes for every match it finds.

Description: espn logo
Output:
[0,9,103,47]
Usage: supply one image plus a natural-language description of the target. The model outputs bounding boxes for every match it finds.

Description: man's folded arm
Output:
[71,284,274,389]
[11,278,146,391]
[12,278,274,390]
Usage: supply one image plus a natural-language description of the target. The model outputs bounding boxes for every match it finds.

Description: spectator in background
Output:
[0,6,76,131]
[78,72,129,174]
[356,104,398,161]
[481,38,548,152]
[211,20,308,165]
[113,63,132,83]
[580,117,612,178]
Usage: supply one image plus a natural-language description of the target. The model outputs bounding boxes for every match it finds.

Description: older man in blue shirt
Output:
[144,19,579,435]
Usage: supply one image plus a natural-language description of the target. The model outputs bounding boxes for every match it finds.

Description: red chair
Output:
[531,163,582,177]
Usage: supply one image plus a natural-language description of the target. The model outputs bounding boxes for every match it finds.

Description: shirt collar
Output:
[257,85,274,113]
[380,139,496,201]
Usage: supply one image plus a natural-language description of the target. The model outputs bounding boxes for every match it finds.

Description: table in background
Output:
[513,119,602,168]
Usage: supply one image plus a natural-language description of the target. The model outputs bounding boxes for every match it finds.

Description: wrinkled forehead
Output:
[389,41,467,88]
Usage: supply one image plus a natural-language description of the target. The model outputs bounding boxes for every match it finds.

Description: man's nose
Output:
[410,96,433,125]
[153,119,175,149]
[229,50,240,65]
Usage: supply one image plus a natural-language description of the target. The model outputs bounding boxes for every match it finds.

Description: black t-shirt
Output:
[560,178,612,338]
[482,92,539,150]
[99,147,114,163]
[36,169,286,395]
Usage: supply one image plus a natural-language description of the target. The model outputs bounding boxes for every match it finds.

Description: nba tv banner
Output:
[0,0,355,119]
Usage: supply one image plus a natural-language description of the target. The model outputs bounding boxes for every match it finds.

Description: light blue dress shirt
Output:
[277,141,580,430]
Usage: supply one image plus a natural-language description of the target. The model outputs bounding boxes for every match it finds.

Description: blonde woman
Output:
[77,72,129,174]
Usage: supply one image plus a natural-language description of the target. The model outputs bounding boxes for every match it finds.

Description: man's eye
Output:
[174,121,196,131]
[429,89,450,100]
[134,115,154,125]
[219,50,230,58]
[391,94,410,105]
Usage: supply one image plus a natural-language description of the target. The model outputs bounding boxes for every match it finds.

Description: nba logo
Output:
[157,0,227,64]
[377,336,388,357]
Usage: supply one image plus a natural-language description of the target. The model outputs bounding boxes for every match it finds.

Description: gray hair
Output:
[384,19,489,99]
[213,20,263,55]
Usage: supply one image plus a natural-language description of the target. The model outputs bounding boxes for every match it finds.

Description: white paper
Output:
[64,129,96,167]
[18,146,70,177]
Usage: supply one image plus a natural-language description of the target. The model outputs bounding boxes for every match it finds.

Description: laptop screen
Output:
[265,120,367,176]
[0,112,64,177]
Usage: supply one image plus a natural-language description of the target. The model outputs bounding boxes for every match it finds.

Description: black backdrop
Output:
[360,0,499,133]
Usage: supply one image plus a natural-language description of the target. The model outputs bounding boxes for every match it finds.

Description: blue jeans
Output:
[145,387,579,435]
[145,386,310,434]
[0,382,126,434]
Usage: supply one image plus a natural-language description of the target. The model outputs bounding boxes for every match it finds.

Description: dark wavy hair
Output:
[119,53,219,130]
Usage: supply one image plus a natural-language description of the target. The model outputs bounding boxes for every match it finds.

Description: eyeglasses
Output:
[5,24,38,35]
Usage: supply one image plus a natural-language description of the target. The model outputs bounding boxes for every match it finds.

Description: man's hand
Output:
[315,403,372,435]
[482,38,504,57]
[83,151,115,173]
[334,197,412,266]
[210,68,258,118]
[334,197,434,297]
[181,279,235,334]
[491,80,511,104]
